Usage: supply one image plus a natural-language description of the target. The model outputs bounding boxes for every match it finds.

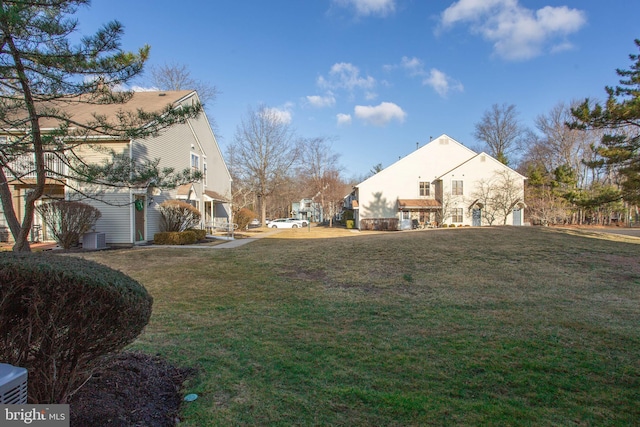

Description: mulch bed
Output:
[69,352,194,427]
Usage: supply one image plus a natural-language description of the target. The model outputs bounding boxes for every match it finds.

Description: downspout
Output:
[129,140,134,244]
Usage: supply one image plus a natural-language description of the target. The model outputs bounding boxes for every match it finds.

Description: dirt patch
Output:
[69,352,193,427]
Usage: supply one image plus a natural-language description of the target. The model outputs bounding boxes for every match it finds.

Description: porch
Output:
[398,199,442,228]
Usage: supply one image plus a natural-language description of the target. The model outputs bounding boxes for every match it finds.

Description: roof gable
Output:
[357,134,477,188]
[438,152,527,180]
[33,90,196,131]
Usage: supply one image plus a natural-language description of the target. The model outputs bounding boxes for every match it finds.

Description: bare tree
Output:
[229,105,301,225]
[472,170,524,225]
[530,101,598,187]
[148,62,218,106]
[300,137,348,226]
[474,103,525,165]
[526,183,570,226]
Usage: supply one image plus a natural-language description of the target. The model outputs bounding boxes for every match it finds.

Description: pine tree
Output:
[0,1,201,251]
[571,39,640,204]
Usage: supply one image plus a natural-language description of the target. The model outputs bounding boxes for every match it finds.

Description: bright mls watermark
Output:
[1,405,69,426]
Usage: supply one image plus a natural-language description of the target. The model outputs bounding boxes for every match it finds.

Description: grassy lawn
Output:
[78,226,640,426]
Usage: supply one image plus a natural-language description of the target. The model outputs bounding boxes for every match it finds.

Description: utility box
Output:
[83,232,107,250]
[0,363,28,404]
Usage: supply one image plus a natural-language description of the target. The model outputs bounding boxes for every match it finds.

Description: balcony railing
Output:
[4,153,67,180]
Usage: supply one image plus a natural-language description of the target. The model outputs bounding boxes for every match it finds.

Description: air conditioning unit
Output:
[83,232,107,250]
[0,363,28,404]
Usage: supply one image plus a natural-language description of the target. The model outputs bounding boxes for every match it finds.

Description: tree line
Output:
[226,105,352,226]
[473,40,640,226]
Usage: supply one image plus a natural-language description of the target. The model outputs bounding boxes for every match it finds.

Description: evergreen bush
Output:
[153,231,198,245]
[0,253,153,403]
[187,228,207,240]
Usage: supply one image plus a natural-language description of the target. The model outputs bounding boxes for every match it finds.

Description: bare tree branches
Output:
[474,103,524,165]
[148,62,218,106]
[229,105,301,224]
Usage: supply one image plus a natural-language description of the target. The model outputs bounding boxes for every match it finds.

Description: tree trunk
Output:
[261,195,267,226]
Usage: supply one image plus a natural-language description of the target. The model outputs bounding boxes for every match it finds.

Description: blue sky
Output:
[77,0,640,178]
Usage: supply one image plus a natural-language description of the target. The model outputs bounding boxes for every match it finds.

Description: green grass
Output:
[78,227,640,426]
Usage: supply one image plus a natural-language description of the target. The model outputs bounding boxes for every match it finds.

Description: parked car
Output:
[249,218,261,227]
[269,218,303,228]
[287,218,308,227]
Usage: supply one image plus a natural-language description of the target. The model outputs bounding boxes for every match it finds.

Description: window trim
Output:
[451,180,463,196]
[419,181,430,197]
[451,208,463,223]
[190,152,200,170]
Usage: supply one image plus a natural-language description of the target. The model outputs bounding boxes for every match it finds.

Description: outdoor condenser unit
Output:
[82,232,107,250]
[0,363,28,404]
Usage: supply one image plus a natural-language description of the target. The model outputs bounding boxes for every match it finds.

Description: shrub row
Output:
[0,253,153,403]
[188,228,207,240]
[154,230,198,245]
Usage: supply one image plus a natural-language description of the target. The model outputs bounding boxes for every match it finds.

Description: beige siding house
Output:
[1,90,232,246]
[350,134,526,229]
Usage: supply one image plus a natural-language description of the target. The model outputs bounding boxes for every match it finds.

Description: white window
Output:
[419,181,430,197]
[451,208,463,223]
[452,180,463,196]
[190,153,200,171]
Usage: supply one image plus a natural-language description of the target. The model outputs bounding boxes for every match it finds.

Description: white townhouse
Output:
[349,134,526,230]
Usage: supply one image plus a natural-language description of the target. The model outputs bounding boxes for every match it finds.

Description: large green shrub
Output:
[0,253,153,404]
[36,200,101,250]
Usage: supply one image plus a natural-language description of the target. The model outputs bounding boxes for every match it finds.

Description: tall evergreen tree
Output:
[571,39,640,204]
[0,1,201,251]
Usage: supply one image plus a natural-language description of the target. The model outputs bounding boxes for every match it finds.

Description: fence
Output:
[359,218,399,231]
[5,153,66,179]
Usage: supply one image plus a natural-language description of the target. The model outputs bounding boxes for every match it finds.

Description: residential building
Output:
[291,198,324,223]
[0,90,231,246]
[347,134,526,230]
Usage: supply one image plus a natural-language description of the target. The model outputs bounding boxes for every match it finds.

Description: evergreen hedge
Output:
[0,253,153,403]
[153,230,198,245]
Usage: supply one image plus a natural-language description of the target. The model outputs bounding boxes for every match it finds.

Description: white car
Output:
[269,218,304,228]
[287,218,308,227]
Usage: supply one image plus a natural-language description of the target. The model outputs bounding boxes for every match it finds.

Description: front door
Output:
[513,208,522,226]
[134,195,146,242]
[472,208,482,226]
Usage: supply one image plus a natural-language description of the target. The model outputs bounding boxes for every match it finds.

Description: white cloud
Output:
[423,69,464,97]
[439,0,586,60]
[400,56,426,76]
[130,85,159,92]
[354,102,406,126]
[337,113,352,126]
[264,106,293,124]
[333,0,396,17]
[364,91,378,101]
[384,57,463,97]
[306,93,336,108]
[318,62,376,92]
